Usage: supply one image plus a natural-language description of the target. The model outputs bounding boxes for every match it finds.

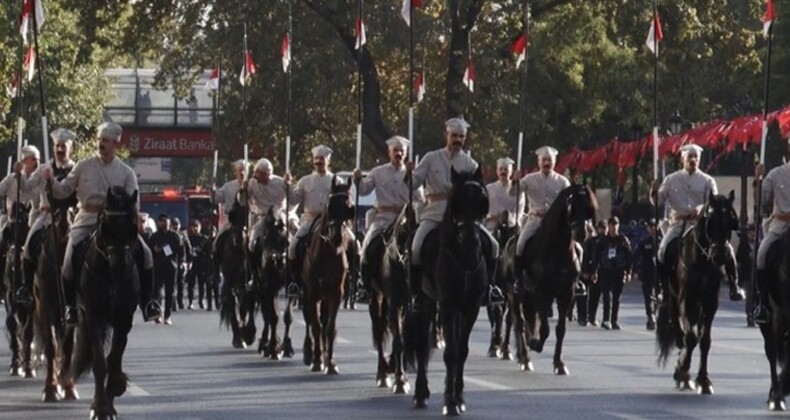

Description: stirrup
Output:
[14,287,32,307]
[488,285,505,306]
[286,282,302,299]
[143,300,162,322]
[64,306,80,327]
[574,280,587,297]
[753,305,769,325]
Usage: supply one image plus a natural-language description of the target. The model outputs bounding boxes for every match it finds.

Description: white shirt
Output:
[516,170,571,216]
[657,169,717,219]
[358,162,411,209]
[486,180,524,225]
[214,179,242,217]
[248,176,287,217]
[290,171,335,220]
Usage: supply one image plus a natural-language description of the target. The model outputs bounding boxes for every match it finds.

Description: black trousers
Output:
[598,269,625,323]
[186,266,209,303]
[155,265,177,318]
[639,269,658,318]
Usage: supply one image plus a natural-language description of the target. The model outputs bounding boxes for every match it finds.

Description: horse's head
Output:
[448,166,488,223]
[228,189,248,230]
[700,190,739,265]
[567,183,598,238]
[9,201,30,226]
[393,204,416,249]
[495,210,518,244]
[51,205,73,239]
[98,187,139,274]
[262,207,288,258]
[322,175,354,248]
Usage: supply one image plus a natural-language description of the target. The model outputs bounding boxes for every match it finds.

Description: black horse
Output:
[504,183,597,374]
[218,190,257,349]
[68,187,143,420]
[368,203,416,393]
[656,191,739,395]
[4,201,32,378]
[252,208,292,359]
[34,204,79,402]
[301,175,354,374]
[486,211,518,360]
[404,167,490,416]
[759,222,790,411]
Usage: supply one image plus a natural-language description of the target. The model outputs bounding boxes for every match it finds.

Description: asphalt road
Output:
[0,284,778,419]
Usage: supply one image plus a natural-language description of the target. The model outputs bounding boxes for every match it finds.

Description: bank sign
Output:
[121,129,213,157]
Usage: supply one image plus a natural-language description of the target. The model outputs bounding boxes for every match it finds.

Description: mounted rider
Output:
[650,143,744,301]
[353,136,416,293]
[43,122,162,325]
[406,117,499,293]
[285,145,354,291]
[212,159,247,256]
[485,157,525,232]
[18,129,78,304]
[753,147,790,323]
[246,158,288,253]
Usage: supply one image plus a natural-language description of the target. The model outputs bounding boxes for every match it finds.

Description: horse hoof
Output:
[310,362,323,372]
[41,386,63,403]
[413,397,428,409]
[9,365,22,377]
[442,403,461,416]
[769,400,786,411]
[677,380,695,391]
[324,362,339,375]
[232,338,246,349]
[282,339,294,358]
[527,339,544,353]
[64,387,79,400]
[459,402,466,413]
[393,381,410,395]
[554,365,569,376]
[257,340,267,355]
[376,377,388,388]
[698,385,714,395]
[269,351,282,361]
[487,346,498,358]
[498,348,513,361]
[519,362,534,372]
[24,368,36,379]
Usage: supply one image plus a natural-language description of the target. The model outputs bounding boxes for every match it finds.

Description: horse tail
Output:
[68,323,93,381]
[655,301,673,367]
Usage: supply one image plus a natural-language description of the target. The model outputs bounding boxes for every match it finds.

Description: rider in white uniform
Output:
[212,160,246,253]
[246,158,288,252]
[650,144,744,301]
[4,146,40,302]
[484,158,525,233]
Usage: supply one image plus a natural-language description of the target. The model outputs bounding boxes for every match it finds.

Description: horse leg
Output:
[324,295,340,375]
[441,309,461,416]
[761,322,785,410]
[515,298,533,371]
[267,293,282,360]
[370,293,388,387]
[61,326,79,400]
[106,313,132,401]
[89,327,114,420]
[486,302,503,358]
[553,296,570,376]
[282,297,295,358]
[390,303,410,394]
[527,296,551,354]
[500,297,513,361]
[22,309,36,378]
[301,296,313,366]
[674,328,697,391]
[42,323,62,402]
[695,315,715,395]
[7,311,22,376]
[412,294,432,409]
[309,299,323,372]
[454,307,478,415]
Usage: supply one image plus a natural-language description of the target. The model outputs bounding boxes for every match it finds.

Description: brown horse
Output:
[301,175,354,374]
[33,205,79,402]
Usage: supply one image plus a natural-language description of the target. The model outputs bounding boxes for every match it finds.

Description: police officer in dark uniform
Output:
[171,217,190,311]
[206,225,220,310]
[592,216,633,330]
[634,219,660,330]
[149,214,182,324]
[586,220,608,327]
[186,219,211,310]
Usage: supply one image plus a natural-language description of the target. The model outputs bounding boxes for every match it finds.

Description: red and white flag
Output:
[355,17,366,50]
[281,33,291,73]
[462,56,475,92]
[764,0,776,37]
[400,0,422,26]
[205,68,220,90]
[23,45,36,82]
[414,70,425,103]
[239,50,256,86]
[19,0,45,45]
[645,11,664,57]
[511,33,528,69]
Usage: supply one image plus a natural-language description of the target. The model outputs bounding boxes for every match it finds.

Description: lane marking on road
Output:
[464,376,514,391]
[127,382,150,397]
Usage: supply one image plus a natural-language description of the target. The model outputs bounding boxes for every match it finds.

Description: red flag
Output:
[511,33,528,69]
[281,33,291,73]
[764,0,775,37]
[645,11,663,57]
[355,17,366,50]
[401,0,423,26]
[462,56,475,92]
[414,70,425,103]
[205,68,220,90]
[239,50,256,86]
[19,0,44,45]
[23,45,36,82]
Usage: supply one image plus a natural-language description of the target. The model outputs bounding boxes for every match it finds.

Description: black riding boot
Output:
[754,269,769,324]
[724,246,745,301]
[17,258,35,306]
[487,257,504,306]
[139,268,162,322]
[63,273,79,327]
[287,258,302,298]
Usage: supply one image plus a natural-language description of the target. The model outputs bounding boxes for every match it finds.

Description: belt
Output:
[376,205,401,214]
[304,211,322,218]
[673,214,698,222]
[80,203,104,213]
[426,193,448,204]
[528,212,546,218]
[38,205,51,213]
[773,213,790,222]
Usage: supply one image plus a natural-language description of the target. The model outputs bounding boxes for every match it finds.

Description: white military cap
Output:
[255,158,273,172]
[50,128,75,144]
[97,122,123,142]
[311,145,333,158]
[679,144,703,157]
[535,146,559,159]
[386,136,410,149]
[496,157,515,168]
[444,117,470,134]
[231,159,246,171]
[21,145,40,160]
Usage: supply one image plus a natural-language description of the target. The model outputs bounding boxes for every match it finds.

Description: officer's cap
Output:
[97,122,123,142]
[50,128,75,144]
[496,157,515,168]
[535,146,559,160]
[21,145,40,160]
[255,158,273,173]
[231,160,246,171]
[311,145,333,159]
[444,117,470,134]
[679,144,703,158]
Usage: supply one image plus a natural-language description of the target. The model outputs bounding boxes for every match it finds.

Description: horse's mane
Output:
[533,186,574,245]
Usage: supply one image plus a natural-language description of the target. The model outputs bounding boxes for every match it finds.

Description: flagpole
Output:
[467,31,473,125]
[752,3,775,319]
[242,23,249,179]
[284,0,293,296]
[30,0,49,162]
[651,0,661,295]
[212,59,221,188]
[407,0,415,300]
[515,0,530,230]
[350,0,365,309]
